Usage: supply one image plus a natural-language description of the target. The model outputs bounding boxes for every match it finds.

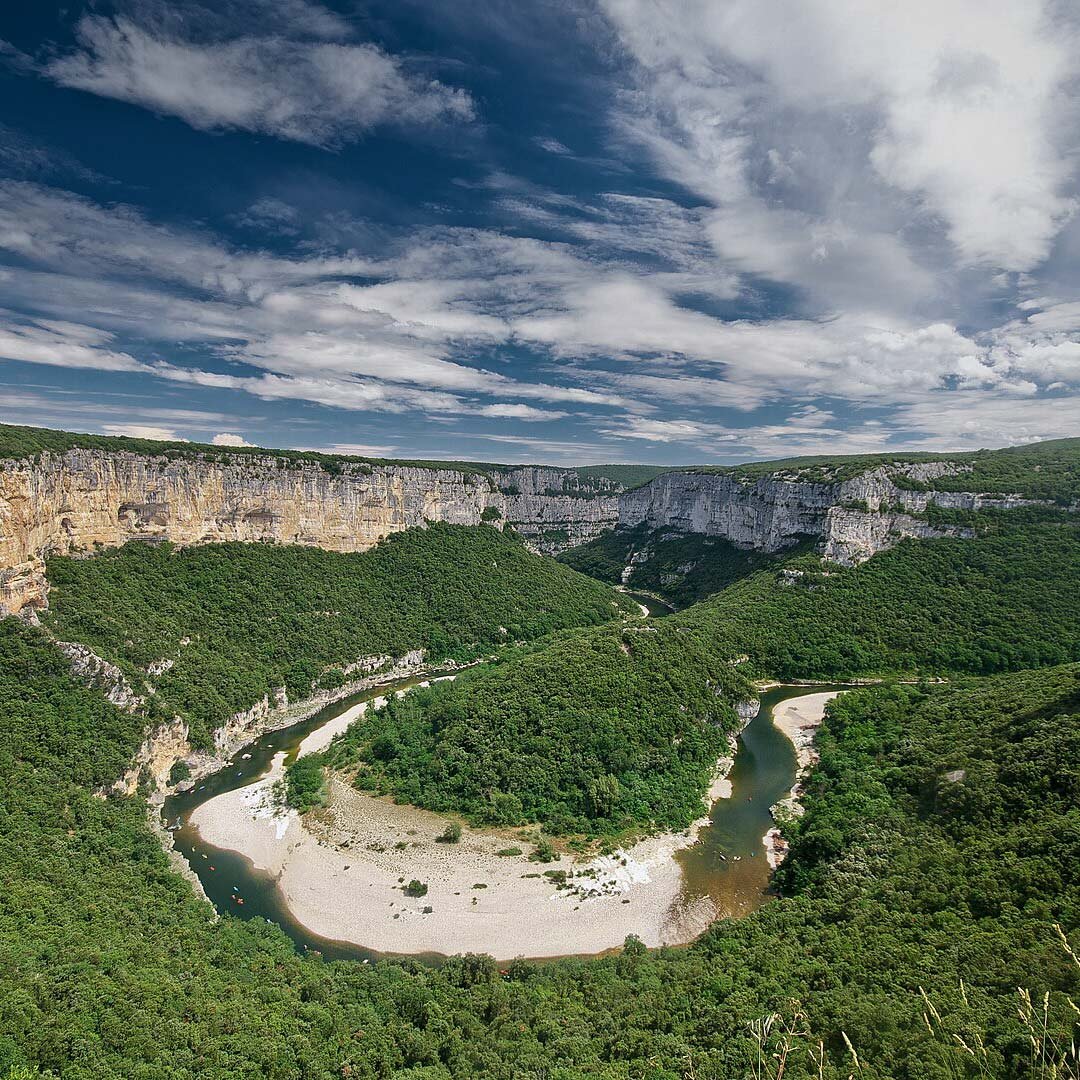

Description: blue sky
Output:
[1,0,1079,464]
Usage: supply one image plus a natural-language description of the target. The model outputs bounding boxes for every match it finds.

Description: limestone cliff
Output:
[0,449,620,614]
[1,445,1069,617]
[619,461,1057,566]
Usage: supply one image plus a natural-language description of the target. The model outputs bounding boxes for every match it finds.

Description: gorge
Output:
[2,423,1073,617]
[2,425,1078,1080]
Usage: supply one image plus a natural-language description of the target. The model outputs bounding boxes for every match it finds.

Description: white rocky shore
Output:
[763,691,842,868]
[187,688,754,960]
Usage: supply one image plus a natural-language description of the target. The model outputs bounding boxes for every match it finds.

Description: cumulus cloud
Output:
[45,16,474,146]
[212,432,254,446]
[602,0,1079,279]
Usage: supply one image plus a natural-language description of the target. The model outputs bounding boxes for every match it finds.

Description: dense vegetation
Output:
[0,422,667,490]
[2,616,1077,1078]
[559,523,782,606]
[674,522,1080,679]
[320,519,1079,833]
[315,622,753,834]
[43,525,630,747]
[687,435,1080,499]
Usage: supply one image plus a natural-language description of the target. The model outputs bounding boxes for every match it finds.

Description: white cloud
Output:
[2,179,1078,454]
[101,424,184,441]
[0,317,145,372]
[534,136,573,155]
[212,432,254,446]
[46,16,474,147]
[602,0,1079,279]
[892,393,1080,449]
[598,416,734,443]
[317,442,400,458]
[479,403,567,421]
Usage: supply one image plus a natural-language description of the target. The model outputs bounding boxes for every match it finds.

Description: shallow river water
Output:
[165,675,840,963]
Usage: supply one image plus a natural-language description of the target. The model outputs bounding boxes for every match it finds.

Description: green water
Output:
[165,678,836,962]
[623,590,676,617]
[165,676,430,963]
[674,685,846,919]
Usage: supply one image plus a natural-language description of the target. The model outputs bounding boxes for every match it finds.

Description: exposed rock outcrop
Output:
[0,450,620,614]
[619,461,1054,566]
[113,649,438,799]
[56,639,147,713]
[1,446,1069,617]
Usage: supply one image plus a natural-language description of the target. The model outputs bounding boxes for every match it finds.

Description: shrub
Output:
[168,760,191,786]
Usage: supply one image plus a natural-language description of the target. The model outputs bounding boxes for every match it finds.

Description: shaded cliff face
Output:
[618,462,1052,566]
[0,450,619,615]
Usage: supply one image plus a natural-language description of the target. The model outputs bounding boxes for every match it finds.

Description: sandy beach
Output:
[764,691,840,868]
[188,682,730,960]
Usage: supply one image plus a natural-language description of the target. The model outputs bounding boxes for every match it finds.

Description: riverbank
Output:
[763,691,840,868]
[189,759,709,961]
[185,686,751,960]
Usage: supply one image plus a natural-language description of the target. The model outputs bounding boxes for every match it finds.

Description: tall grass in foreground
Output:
[747,926,1079,1080]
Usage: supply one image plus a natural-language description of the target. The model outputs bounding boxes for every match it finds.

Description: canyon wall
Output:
[0,446,1064,617]
[618,462,1050,566]
[0,450,619,615]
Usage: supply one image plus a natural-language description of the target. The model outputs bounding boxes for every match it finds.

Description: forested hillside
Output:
[2,616,1076,1078]
[43,524,630,747]
[317,518,1079,835]
[559,522,782,606]
[316,621,753,834]
[675,520,1080,678]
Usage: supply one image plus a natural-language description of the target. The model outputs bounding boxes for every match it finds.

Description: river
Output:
[165,677,840,963]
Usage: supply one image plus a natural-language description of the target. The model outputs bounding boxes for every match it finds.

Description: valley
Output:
[0,425,1077,1079]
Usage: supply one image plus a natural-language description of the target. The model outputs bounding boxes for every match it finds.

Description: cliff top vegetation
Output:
[681,437,1080,500]
[0,422,668,490]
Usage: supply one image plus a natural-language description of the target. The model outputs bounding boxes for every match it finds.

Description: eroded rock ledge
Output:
[618,461,1055,566]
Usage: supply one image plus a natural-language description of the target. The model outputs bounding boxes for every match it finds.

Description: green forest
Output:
[1,616,1077,1078]
[559,522,783,607]
[315,621,752,834]
[674,521,1080,679]
[312,518,1079,836]
[43,524,631,747]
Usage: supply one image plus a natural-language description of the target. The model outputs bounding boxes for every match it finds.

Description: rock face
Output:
[0,450,620,615]
[56,639,147,714]
[0,447,1068,616]
[619,462,1051,566]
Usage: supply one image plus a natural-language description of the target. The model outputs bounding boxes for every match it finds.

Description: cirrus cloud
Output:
[45,15,474,147]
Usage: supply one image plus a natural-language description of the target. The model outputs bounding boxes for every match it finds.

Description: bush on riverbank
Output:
[284,757,326,813]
